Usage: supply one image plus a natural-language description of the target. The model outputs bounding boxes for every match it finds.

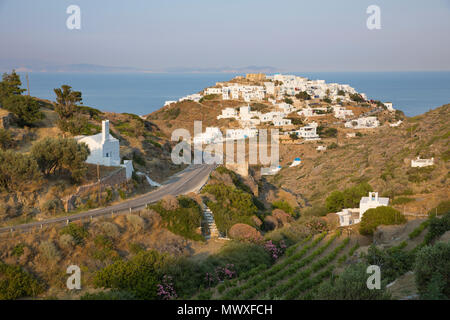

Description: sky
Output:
[1,0,450,72]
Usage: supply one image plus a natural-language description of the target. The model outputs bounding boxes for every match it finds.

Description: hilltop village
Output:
[158,73,403,153]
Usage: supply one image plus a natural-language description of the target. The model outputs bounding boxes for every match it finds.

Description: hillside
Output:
[0,97,184,226]
[268,104,450,212]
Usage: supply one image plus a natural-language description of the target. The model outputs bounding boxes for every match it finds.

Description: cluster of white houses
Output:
[164,73,373,107]
[217,104,293,127]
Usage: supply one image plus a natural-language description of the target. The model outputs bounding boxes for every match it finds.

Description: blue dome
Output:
[295,157,301,161]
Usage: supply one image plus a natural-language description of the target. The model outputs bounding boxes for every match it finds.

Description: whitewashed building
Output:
[217,107,238,119]
[76,120,134,180]
[411,157,434,168]
[77,120,121,167]
[345,117,380,129]
[225,127,258,140]
[193,127,223,144]
[293,122,320,140]
[359,192,390,217]
[336,192,390,227]
[333,106,353,119]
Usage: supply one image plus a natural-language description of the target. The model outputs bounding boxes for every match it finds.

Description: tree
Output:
[350,93,365,102]
[295,91,310,100]
[337,90,345,96]
[0,262,44,299]
[31,137,90,182]
[0,70,25,101]
[53,85,82,120]
[284,97,293,105]
[325,182,373,213]
[2,95,43,126]
[0,149,42,191]
[415,242,450,299]
[359,206,406,235]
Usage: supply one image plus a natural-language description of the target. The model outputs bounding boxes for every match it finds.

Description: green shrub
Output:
[409,220,430,239]
[414,242,450,299]
[0,128,14,150]
[11,243,25,257]
[93,250,171,300]
[363,244,415,283]
[38,240,61,262]
[360,206,406,235]
[60,223,89,245]
[0,262,44,299]
[424,212,450,244]
[202,183,257,233]
[427,200,450,216]
[0,149,42,191]
[149,196,203,241]
[314,263,391,300]
[271,200,295,216]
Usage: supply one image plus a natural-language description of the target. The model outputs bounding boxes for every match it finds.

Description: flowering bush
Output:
[264,240,287,260]
[205,264,236,287]
[157,275,177,300]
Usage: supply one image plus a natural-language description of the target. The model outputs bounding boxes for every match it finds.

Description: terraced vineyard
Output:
[196,231,360,300]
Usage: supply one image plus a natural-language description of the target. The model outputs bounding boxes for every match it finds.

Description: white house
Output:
[411,157,434,168]
[333,106,353,119]
[261,165,282,176]
[290,157,302,167]
[77,120,121,167]
[390,120,403,127]
[336,192,390,227]
[76,120,134,180]
[384,102,395,112]
[205,87,222,95]
[164,100,177,107]
[293,122,320,140]
[217,107,238,119]
[359,192,390,217]
[193,127,223,144]
[225,128,258,140]
[345,117,380,129]
[336,208,361,227]
[316,145,327,151]
[272,117,292,127]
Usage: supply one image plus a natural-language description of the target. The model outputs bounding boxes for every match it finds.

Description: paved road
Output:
[0,163,216,234]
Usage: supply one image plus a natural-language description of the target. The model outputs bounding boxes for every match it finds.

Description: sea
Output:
[17,71,450,117]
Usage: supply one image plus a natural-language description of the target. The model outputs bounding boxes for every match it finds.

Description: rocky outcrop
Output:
[229,223,262,242]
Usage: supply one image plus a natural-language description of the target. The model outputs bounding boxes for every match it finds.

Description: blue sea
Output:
[18,72,450,117]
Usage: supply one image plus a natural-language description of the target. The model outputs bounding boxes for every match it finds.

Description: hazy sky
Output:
[1,0,450,72]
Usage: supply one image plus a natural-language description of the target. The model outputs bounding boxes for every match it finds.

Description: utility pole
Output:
[97,163,101,203]
[26,73,30,96]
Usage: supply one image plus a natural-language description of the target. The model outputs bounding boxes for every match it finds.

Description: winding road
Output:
[0,163,216,235]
